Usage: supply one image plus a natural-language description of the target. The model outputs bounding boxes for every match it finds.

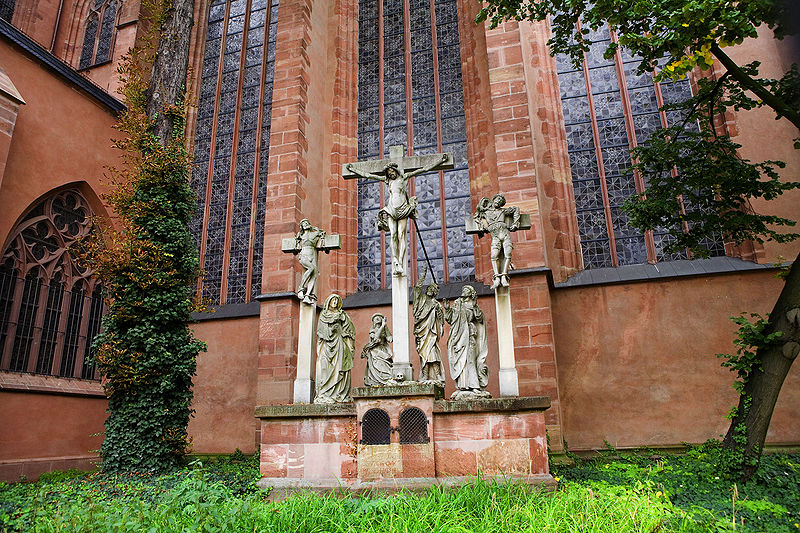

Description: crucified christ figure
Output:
[346,153,447,276]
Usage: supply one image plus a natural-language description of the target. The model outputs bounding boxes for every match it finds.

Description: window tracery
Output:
[0,189,102,379]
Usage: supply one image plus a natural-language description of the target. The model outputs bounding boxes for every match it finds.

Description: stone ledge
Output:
[257,474,557,500]
[433,396,550,414]
[352,383,443,399]
[255,402,355,418]
[0,371,105,398]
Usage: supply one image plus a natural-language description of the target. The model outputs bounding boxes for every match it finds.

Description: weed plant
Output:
[555,441,800,532]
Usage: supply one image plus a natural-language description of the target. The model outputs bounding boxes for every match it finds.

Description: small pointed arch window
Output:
[0,189,103,379]
[79,0,119,69]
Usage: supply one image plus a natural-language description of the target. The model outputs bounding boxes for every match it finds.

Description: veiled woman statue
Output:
[314,294,355,404]
[361,313,394,387]
[444,285,490,400]
[413,267,444,385]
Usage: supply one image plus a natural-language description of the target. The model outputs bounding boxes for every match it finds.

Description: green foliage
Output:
[476,0,794,79]
[622,70,800,257]
[0,461,683,532]
[554,445,800,532]
[717,314,783,394]
[84,6,205,474]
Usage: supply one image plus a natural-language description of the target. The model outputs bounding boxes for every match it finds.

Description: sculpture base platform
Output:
[254,384,553,497]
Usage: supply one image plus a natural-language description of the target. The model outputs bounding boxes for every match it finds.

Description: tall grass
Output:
[1,472,683,532]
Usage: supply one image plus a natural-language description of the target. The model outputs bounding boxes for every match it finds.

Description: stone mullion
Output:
[402,0,419,285]
[48,279,74,377]
[70,286,92,378]
[220,0,253,304]
[429,0,449,283]
[197,0,231,298]
[0,275,25,370]
[25,277,50,373]
[377,0,387,289]
[246,1,274,301]
[610,31,657,264]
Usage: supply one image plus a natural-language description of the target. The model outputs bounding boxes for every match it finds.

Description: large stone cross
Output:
[342,145,454,181]
[342,145,453,382]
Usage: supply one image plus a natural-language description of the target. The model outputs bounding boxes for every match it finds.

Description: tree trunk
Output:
[723,252,800,479]
[144,0,194,146]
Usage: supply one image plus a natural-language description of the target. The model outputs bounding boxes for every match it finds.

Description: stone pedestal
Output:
[391,273,413,381]
[293,301,316,403]
[255,390,554,497]
[494,287,519,397]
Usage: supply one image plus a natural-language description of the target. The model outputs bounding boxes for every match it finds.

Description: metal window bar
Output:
[398,407,429,444]
[361,408,391,445]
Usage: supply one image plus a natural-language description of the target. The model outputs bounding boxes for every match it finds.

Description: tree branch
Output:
[711,44,800,132]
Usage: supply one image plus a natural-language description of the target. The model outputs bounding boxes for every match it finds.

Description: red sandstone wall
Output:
[551,271,800,450]
[188,316,260,454]
[723,29,800,264]
[0,391,106,481]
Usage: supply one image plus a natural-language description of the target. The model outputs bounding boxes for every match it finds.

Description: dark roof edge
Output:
[554,257,789,289]
[0,19,125,113]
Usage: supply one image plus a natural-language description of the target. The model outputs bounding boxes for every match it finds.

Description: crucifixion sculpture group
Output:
[282,145,526,403]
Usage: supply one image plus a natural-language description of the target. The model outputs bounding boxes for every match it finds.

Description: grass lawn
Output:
[0,444,797,532]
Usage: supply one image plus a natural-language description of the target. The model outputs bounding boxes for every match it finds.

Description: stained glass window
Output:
[556,24,724,268]
[191,0,279,305]
[0,190,103,379]
[79,0,118,70]
[357,0,474,291]
[0,0,15,22]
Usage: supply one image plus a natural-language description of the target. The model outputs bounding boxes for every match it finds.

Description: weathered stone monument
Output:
[342,145,453,382]
[467,194,531,397]
[282,221,340,403]
[256,152,553,497]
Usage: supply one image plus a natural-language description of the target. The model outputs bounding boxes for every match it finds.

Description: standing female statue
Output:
[413,267,444,385]
[444,285,490,400]
[314,294,355,403]
[361,313,394,387]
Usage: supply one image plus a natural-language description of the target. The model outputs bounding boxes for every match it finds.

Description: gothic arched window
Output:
[356,0,474,291]
[0,189,103,379]
[556,24,725,268]
[79,0,119,70]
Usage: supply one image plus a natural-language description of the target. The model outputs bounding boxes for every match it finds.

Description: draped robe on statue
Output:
[361,313,394,387]
[445,290,488,392]
[315,295,355,403]
[413,284,444,383]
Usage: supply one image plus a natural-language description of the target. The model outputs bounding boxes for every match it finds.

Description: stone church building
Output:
[0,0,798,480]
